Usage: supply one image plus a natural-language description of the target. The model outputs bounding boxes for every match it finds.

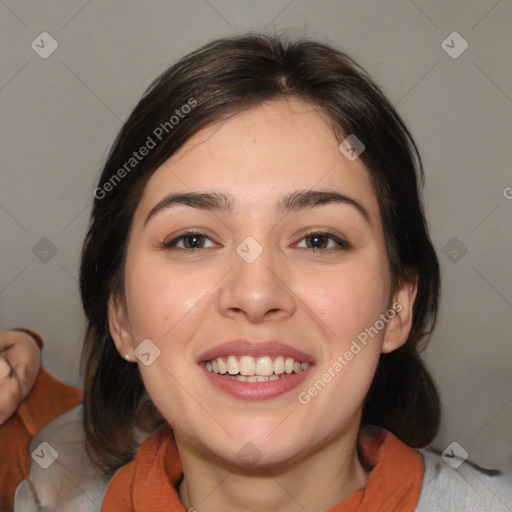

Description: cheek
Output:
[125,260,174,330]
[124,257,214,352]
[124,259,210,425]
[300,261,390,344]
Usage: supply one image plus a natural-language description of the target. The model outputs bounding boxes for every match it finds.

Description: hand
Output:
[0,330,41,425]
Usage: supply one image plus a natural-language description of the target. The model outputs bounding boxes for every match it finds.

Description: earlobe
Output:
[382,275,418,354]
[107,294,133,359]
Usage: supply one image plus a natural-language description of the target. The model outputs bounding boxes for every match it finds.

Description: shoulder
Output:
[102,460,137,511]
[14,404,112,511]
[415,447,512,512]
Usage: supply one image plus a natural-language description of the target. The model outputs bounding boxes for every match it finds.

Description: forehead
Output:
[137,97,380,223]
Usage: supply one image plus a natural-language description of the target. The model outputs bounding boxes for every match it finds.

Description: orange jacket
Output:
[102,423,424,511]
[0,329,83,511]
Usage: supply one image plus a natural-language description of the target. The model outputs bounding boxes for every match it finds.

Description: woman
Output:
[74,33,507,511]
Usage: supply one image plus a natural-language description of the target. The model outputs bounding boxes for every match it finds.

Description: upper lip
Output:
[197,340,315,364]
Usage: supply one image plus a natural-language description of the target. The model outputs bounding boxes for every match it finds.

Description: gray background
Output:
[1,0,511,472]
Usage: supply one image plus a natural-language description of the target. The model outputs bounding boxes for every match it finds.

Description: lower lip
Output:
[201,364,312,401]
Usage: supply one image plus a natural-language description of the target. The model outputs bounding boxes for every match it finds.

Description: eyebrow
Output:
[144,189,371,226]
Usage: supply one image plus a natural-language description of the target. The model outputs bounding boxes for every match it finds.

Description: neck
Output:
[176,417,370,512]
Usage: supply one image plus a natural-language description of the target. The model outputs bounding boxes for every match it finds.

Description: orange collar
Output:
[102,424,424,511]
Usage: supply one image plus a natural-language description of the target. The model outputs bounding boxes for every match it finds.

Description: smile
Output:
[198,339,314,400]
[205,355,310,382]
[201,356,312,401]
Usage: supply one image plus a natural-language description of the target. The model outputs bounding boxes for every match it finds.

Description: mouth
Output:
[198,340,314,400]
[204,355,309,382]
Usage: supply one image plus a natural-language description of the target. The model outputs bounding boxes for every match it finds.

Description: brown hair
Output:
[79,32,441,475]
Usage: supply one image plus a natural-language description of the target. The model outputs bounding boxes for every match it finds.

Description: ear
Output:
[108,293,134,360]
[381,274,418,354]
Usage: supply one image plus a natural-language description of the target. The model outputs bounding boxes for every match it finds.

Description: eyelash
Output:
[161,229,351,254]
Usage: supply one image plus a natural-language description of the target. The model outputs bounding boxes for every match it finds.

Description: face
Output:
[109,97,416,468]
[0,331,41,425]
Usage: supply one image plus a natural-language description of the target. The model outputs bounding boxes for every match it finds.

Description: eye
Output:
[294,231,351,252]
[160,229,351,253]
[161,229,218,251]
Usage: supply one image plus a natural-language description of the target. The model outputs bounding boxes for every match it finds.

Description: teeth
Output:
[239,355,256,376]
[205,355,310,378]
[256,356,274,376]
[224,374,282,382]
[227,355,239,375]
[217,358,227,374]
[274,356,285,374]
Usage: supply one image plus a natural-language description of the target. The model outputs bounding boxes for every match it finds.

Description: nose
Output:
[217,239,296,324]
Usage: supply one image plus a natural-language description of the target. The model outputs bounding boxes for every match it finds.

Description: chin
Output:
[196,427,310,470]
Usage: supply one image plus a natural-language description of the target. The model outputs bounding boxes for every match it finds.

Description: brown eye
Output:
[295,231,351,251]
[162,230,218,251]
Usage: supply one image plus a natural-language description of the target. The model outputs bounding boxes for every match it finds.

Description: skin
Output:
[109,97,417,511]
[0,330,41,425]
